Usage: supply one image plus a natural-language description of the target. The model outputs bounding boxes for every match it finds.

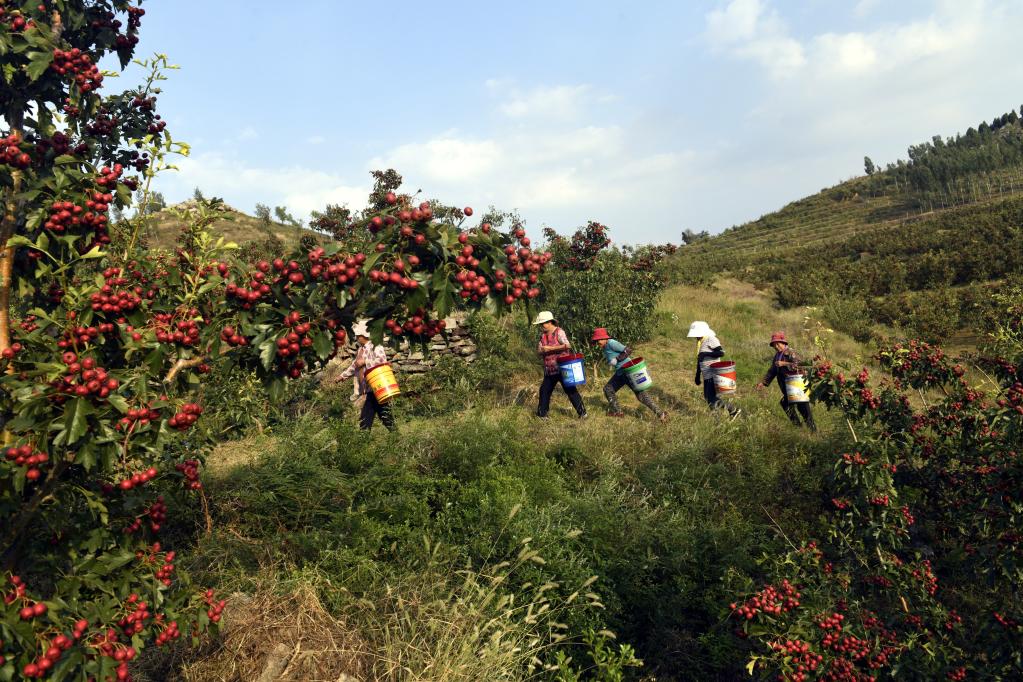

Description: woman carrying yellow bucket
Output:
[756,331,816,432]
[336,321,397,431]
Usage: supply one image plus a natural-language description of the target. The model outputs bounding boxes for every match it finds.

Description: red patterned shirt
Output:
[538,328,570,376]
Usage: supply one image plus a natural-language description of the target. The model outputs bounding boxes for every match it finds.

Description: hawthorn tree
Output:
[0,3,553,679]
[728,321,1023,680]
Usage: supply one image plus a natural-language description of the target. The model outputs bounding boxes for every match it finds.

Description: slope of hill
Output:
[672,109,1023,342]
[137,201,321,251]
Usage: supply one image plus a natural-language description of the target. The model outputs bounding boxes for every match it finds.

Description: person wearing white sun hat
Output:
[335,320,395,431]
[533,311,587,419]
[687,320,741,419]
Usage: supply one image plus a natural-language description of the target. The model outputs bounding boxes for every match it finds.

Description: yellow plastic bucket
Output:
[366,362,401,403]
[784,372,809,403]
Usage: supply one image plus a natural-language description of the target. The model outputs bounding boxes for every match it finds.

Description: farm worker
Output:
[756,332,817,432]
[591,328,668,422]
[336,321,396,432]
[534,311,587,420]
[687,320,741,419]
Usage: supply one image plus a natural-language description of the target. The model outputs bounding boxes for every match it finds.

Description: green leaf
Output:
[25,50,53,81]
[107,393,129,414]
[79,245,106,259]
[312,330,332,359]
[61,398,95,446]
[259,339,276,371]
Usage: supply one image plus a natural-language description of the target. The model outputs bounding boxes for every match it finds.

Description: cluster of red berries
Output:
[89,266,142,315]
[113,467,158,492]
[118,594,151,637]
[95,163,123,189]
[911,559,938,596]
[153,313,203,347]
[51,48,104,93]
[859,388,881,410]
[219,324,250,348]
[385,310,446,338]
[19,629,78,679]
[176,459,202,490]
[767,638,822,681]
[136,543,178,586]
[203,589,226,624]
[87,627,135,681]
[841,452,868,465]
[900,505,915,525]
[58,322,116,349]
[4,444,49,482]
[18,600,46,620]
[325,319,348,347]
[369,260,420,291]
[946,667,967,680]
[0,7,31,32]
[168,403,202,431]
[1,132,30,169]
[124,496,166,534]
[49,353,119,404]
[868,495,890,507]
[1,341,23,360]
[115,404,161,432]
[832,498,851,511]
[730,579,801,620]
[3,574,27,605]
[993,611,1018,628]
[155,619,181,646]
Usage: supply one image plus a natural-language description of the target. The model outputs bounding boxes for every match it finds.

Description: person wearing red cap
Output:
[756,331,816,431]
[591,328,667,421]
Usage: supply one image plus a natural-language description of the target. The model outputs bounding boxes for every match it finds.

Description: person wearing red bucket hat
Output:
[756,331,816,432]
[591,329,668,421]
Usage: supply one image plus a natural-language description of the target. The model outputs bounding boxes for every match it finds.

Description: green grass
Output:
[156,282,867,681]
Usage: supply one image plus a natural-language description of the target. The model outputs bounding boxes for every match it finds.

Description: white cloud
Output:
[155,152,369,218]
[491,83,592,121]
[305,135,327,145]
[705,0,806,78]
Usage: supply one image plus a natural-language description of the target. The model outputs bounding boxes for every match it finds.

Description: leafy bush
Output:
[540,250,662,363]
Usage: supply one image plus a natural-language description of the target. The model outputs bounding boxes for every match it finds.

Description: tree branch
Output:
[163,356,207,384]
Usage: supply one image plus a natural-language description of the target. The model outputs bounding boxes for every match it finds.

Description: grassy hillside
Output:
[671,114,1023,342]
[140,281,878,681]
[137,202,320,251]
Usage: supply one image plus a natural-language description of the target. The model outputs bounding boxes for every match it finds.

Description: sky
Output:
[116,0,1023,244]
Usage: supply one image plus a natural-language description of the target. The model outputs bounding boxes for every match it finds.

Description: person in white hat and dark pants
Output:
[688,320,741,419]
[533,311,587,419]
[336,321,396,431]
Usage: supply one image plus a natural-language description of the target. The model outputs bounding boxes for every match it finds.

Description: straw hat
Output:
[352,320,370,338]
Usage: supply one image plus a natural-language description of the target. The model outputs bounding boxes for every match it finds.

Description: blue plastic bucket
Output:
[557,354,587,387]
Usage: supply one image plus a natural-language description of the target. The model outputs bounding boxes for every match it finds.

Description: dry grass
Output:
[175,582,371,682]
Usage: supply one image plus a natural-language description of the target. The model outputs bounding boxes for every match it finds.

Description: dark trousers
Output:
[537,373,586,418]
[360,392,395,431]
[604,373,663,416]
[780,395,816,431]
[702,377,739,416]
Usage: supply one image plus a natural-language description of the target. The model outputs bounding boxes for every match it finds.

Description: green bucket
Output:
[621,357,653,392]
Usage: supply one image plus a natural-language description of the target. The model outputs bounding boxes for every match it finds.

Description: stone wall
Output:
[335,315,478,375]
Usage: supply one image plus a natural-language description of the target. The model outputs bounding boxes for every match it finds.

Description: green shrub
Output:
[540,250,662,363]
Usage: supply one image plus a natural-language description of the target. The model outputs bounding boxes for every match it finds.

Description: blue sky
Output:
[121,0,1023,243]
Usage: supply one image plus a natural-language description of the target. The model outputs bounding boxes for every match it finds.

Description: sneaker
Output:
[729,408,743,422]
[579,413,589,420]
[659,412,669,423]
